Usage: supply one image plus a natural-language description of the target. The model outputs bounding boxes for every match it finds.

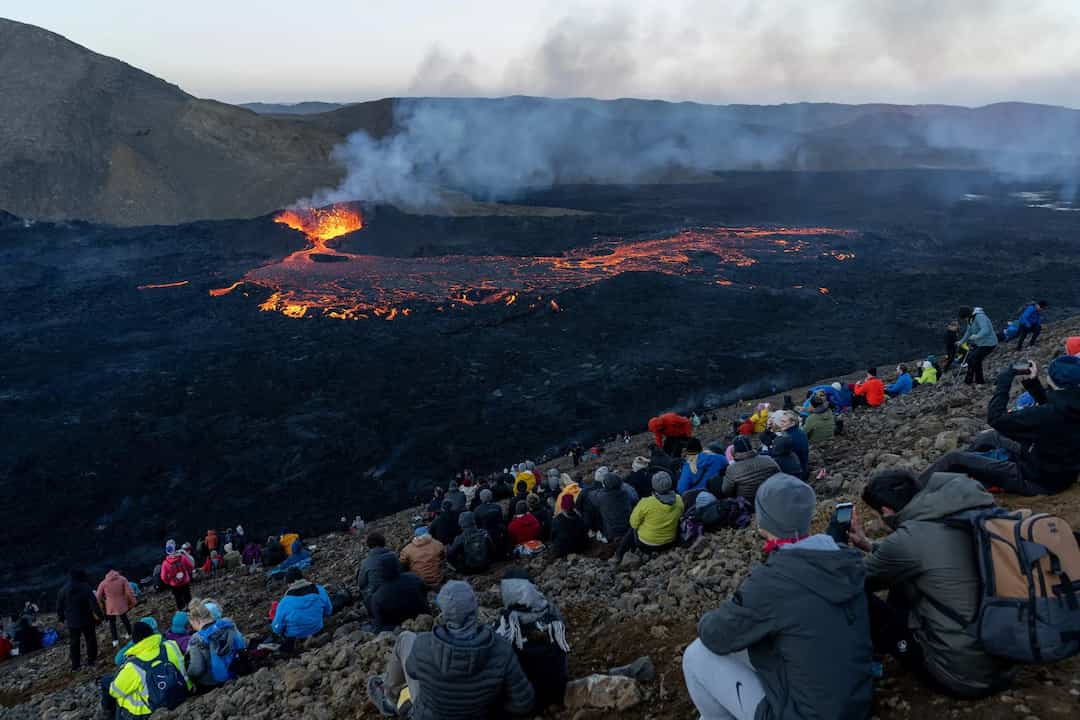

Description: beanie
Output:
[414,526,429,537]
[755,473,815,539]
[458,511,476,530]
[686,437,703,454]
[695,490,718,510]
[479,488,493,503]
[732,436,754,457]
[594,466,610,485]
[651,471,673,493]
[171,612,189,634]
[548,468,560,480]
[1048,355,1080,389]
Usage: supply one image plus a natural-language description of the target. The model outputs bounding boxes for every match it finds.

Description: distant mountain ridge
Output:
[240,101,347,115]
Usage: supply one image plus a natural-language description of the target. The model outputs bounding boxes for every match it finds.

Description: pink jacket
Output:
[96,570,136,616]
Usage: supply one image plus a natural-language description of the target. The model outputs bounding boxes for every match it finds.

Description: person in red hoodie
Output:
[648,412,694,456]
[851,368,886,408]
[160,541,195,611]
[205,529,219,552]
[507,501,541,546]
[96,569,137,648]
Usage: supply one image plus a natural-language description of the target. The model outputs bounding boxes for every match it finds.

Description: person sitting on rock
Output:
[426,486,445,519]
[648,412,694,456]
[357,532,395,610]
[367,580,534,719]
[589,467,634,544]
[507,501,542,547]
[526,493,552,540]
[886,365,914,398]
[445,479,468,514]
[916,360,939,386]
[368,552,430,634]
[495,568,570,712]
[851,367,886,408]
[770,410,809,479]
[618,471,684,560]
[539,469,562,508]
[113,616,157,665]
[760,433,802,479]
[554,473,581,516]
[720,437,780,502]
[749,403,770,434]
[802,391,836,444]
[187,598,246,691]
[262,535,287,568]
[683,473,874,720]
[222,543,242,570]
[474,489,509,557]
[447,512,495,575]
[271,567,332,650]
[104,619,191,717]
[918,356,1080,495]
[429,499,461,547]
[400,527,447,588]
[624,456,653,501]
[551,494,588,558]
[677,438,729,500]
[165,611,192,654]
[13,616,43,655]
[852,469,1018,698]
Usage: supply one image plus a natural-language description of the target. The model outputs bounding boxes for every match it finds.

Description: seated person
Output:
[802,390,836,444]
[13,616,43,655]
[526,493,553,540]
[720,437,779,501]
[617,471,684,560]
[271,567,332,649]
[447,512,495,575]
[357,532,395,609]
[507,501,542,546]
[761,433,802,478]
[187,598,246,690]
[399,527,446,588]
[916,360,938,386]
[164,611,191,654]
[851,368,886,407]
[677,438,729,497]
[105,620,191,716]
[885,365,914,397]
[550,495,589,558]
[368,553,430,633]
[589,469,634,544]
[852,470,1017,697]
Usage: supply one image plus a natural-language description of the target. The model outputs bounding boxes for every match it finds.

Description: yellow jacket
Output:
[917,366,938,385]
[555,482,580,514]
[514,471,537,493]
[750,409,770,433]
[630,495,684,546]
[110,634,191,716]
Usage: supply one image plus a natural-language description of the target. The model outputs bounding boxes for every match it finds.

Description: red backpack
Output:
[161,555,190,587]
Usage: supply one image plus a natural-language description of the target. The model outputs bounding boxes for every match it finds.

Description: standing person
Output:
[1014,300,1048,350]
[943,319,960,372]
[57,569,100,671]
[682,474,873,720]
[647,412,694,456]
[96,569,137,649]
[160,541,195,611]
[958,306,998,385]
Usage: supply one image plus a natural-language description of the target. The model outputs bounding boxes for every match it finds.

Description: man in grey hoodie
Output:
[683,473,873,720]
[957,306,998,385]
[853,470,1017,697]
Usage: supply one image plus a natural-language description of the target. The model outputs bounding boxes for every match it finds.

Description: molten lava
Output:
[274,206,364,254]
[137,280,189,290]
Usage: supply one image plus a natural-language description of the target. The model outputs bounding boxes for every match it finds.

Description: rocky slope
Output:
[2,319,1079,720]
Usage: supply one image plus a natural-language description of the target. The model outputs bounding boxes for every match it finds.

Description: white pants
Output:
[683,639,766,720]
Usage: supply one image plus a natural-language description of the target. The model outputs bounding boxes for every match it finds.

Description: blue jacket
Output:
[885,373,913,396]
[959,309,998,348]
[1019,303,1042,328]
[678,452,728,494]
[787,427,810,479]
[272,581,332,639]
[803,385,851,412]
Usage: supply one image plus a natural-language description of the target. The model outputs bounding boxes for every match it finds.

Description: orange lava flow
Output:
[274,206,363,256]
[137,280,189,290]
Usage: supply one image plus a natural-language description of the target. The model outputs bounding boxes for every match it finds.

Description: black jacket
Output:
[447,528,494,574]
[430,510,461,547]
[589,477,633,539]
[624,469,653,504]
[551,510,588,558]
[369,554,430,632]
[356,546,394,598]
[530,505,553,540]
[988,369,1080,492]
[56,577,98,630]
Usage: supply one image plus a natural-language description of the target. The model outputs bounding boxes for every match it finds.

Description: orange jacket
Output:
[854,377,886,407]
[205,530,219,551]
[648,413,693,447]
[1067,336,1080,356]
[399,535,446,587]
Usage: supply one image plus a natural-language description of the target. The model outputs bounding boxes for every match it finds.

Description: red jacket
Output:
[205,530,219,551]
[160,553,194,588]
[738,419,755,436]
[854,377,886,407]
[648,413,694,447]
[507,513,541,546]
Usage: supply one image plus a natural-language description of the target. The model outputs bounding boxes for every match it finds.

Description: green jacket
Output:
[629,494,684,546]
[802,408,835,443]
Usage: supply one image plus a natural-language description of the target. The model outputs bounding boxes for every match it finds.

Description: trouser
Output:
[385,631,419,710]
[918,431,1048,495]
[171,584,192,611]
[107,614,132,642]
[69,624,98,670]
[99,675,116,714]
[682,640,765,720]
[963,345,996,384]
[1015,324,1041,350]
[617,529,675,559]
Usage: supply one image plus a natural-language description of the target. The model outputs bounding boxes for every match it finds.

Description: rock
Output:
[564,674,644,710]
[933,431,961,452]
[650,625,670,639]
[284,667,317,692]
[619,552,641,570]
[401,613,434,632]
[608,656,655,683]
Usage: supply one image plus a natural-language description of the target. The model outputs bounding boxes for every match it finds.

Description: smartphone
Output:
[834,502,854,527]
[1012,361,1033,376]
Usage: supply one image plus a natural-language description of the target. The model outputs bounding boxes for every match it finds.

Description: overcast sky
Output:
[6,0,1080,107]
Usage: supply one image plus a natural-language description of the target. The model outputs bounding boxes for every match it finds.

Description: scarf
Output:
[762,536,802,554]
[495,579,570,652]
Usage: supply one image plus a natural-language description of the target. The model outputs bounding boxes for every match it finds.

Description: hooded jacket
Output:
[57,576,98,630]
[187,618,246,688]
[988,369,1080,492]
[698,535,874,720]
[448,514,495,573]
[405,625,534,720]
[271,580,332,639]
[507,512,542,546]
[721,453,780,501]
[864,472,1017,696]
[109,634,192,716]
[764,435,802,479]
[802,405,835,444]
[356,546,394,599]
[917,365,939,385]
[97,570,137,617]
[854,376,886,407]
[400,535,446,587]
[589,475,634,539]
[551,509,588,558]
[368,553,429,631]
[554,482,581,515]
[648,413,693,447]
[677,452,729,495]
[629,493,684,546]
[959,308,998,348]
[886,372,914,396]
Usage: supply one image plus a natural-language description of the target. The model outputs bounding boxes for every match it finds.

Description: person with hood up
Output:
[554,473,580,516]
[514,469,538,494]
[357,532,395,608]
[589,467,634,543]
[507,501,542,547]
[852,470,1018,697]
[271,567,333,648]
[683,474,873,720]
[550,494,588,558]
[429,499,461,547]
[187,598,246,690]
[1014,300,1048,350]
[96,569,137,648]
[473,489,508,556]
[112,616,158,665]
[447,512,495,575]
[165,611,192,654]
[57,569,100,670]
[801,391,836,444]
[495,568,570,711]
[749,403,770,434]
[368,580,534,719]
[105,620,191,717]
[618,470,685,560]
[852,367,886,407]
[648,412,694,455]
[918,355,1080,495]
[445,480,468,514]
[761,433,802,479]
[538,469,561,508]
[721,437,780,502]
[677,438,729,497]
[957,306,998,385]
[886,364,915,397]
[400,527,446,588]
[526,493,552,540]
[369,553,430,633]
[916,360,939,386]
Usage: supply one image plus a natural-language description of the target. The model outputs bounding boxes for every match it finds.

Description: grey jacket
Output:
[698,535,873,720]
[959,308,998,348]
[721,454,780,501]
[589,476,634,539]
[865,472,1017,696]
[356,546,394,598]
[405,625,534,719]
[187,620,245,688]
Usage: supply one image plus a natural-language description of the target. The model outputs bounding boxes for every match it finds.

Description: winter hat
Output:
[462,477,472,487]
[437,581,478,640]
[526,493,541,510]
[732,436,755,459]
[170,612,189,634]
[223,543,233,554]
[132,620,156,643]
[1048,355,1080,389]
[686,437,703,454]
[515,500,528,515]
[560,494,575,511]
[632,456,649,472]
[560,472,574,488]
[205,601,223,620]
[286,567,304,583]
[458,511,477,530]
[479,488,493,503]
[548,468,560,481]
[414,526,429,537]
[651,471,673,493]
[602,472,620,490]
[594,466,610,485]
[831,382,842,391]
[695,491,718,510]
[525,461,536,471]
[1066,337,1080,357]
[755,473,816,539]
[165,540,177,555]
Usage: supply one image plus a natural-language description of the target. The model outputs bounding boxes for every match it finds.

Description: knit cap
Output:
[695,491,718,510]
[171,612,189,634]
[414,526,429,537]
[651,471,673,493]
[755,473,816,539]
[1049,355,1080,389]
[479,488,493,503]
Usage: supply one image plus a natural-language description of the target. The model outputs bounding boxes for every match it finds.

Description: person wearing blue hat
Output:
[918,355,1080,495]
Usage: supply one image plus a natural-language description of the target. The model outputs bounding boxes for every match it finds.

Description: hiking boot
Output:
[367,675,398,718]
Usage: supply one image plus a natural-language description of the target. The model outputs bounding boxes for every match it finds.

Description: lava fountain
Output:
[273,205,364,259]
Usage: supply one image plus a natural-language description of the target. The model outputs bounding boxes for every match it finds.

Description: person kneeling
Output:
[187,598,246,692]
[683,473,873,720]
[104,620,191,717]
[271,567,332,652]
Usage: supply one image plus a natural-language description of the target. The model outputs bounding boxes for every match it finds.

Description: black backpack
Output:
[128,644,187,711]
[463,529,493,571]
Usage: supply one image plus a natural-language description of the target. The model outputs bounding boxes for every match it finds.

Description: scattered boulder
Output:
[564,674,645,710]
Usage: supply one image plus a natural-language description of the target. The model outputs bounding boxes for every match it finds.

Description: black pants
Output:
[171,583,192,611]
[107,614,132,642]
[1015,324,1041,350]
[919,430,1048,495]
[963,345,996,384]
[69,624,98,670]
[617,529,675,559]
